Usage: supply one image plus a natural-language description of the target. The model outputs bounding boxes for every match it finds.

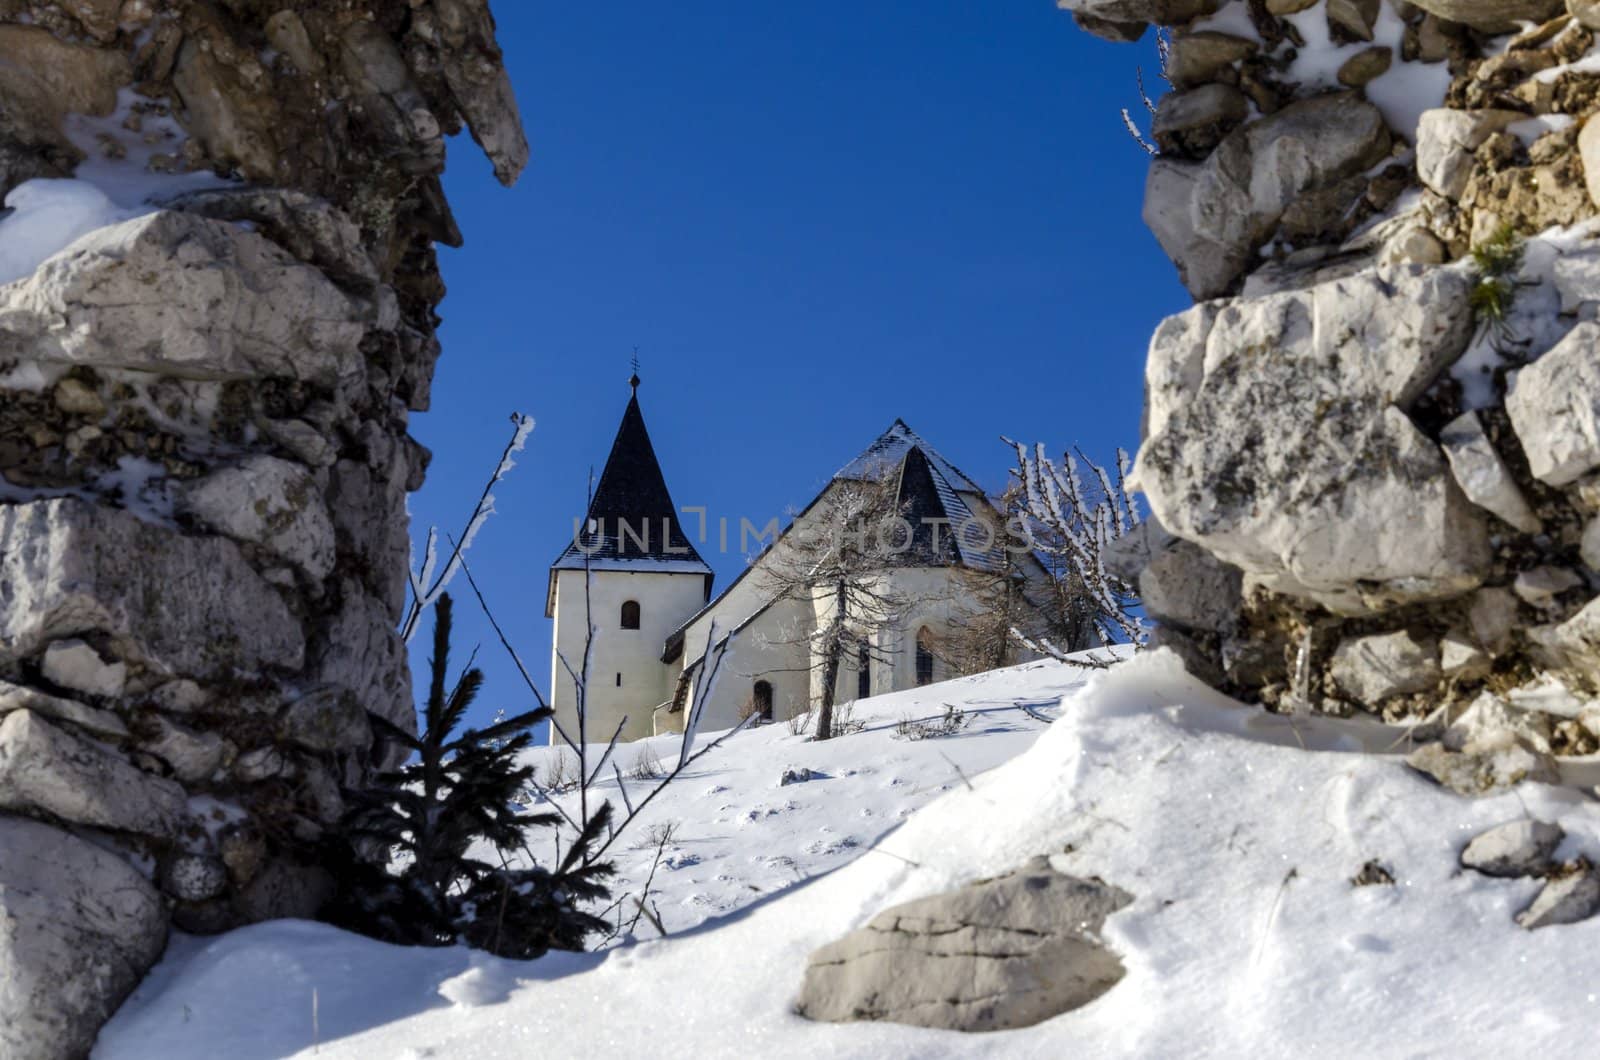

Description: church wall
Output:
[674,595,813,734]
[549,569,710,745]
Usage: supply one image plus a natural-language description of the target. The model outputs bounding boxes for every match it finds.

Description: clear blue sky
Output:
[408,1,1187,724]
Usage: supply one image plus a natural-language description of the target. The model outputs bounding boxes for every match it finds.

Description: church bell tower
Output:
[545,374,713,743]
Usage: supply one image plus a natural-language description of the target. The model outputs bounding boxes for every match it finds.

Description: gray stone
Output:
[0,499,304,678]
[1140,536,1242,633]
[1134,265,1490,614]
[1167,31,1257,89]
[1572,0,1600,31]
[1144,94,1391,298]
[1151,84,1249,159]
[1379,224,1448,267]
[40,638,126,700]
[1447,691,1554,754]
[1439,411,1541,534]
[164,186,379,292]
[1461,819,1564,877]
[1514,566,1584,609]
[1071,11,1149,42]
[430,0,532,186]
[1327,0,1381,40]
[0,210,366,389]
[279,685,371,753]
[308,581,412,739]
[0,679,127,739]
[1057,0,1219,31]
[0,816,167,1060]
[1469,587,1520,654]
[182,455,337,580]
[1337,46,1392,87]
[1440,629,1491,678]
[52,376,104,417]
[1331,630,1441,704]
[143,716,229,784]
[797,858,1131,1031]
[1508,322,1600,487]
[1407,738,1560,795]
[1528,597,1600,687]
[1582,517,1600,572]
[1408,0,1563,29]
[233,746,292,783]
[161,853,230,902]
[1416,110,1524,200]
[1517,865,1600,928]
[0,26,129,156]
[0,710,188,837]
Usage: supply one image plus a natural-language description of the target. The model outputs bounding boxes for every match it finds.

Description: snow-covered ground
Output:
[97,651,1600,1059]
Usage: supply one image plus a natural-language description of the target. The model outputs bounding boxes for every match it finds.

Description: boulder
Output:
[1167,32,1257,89]
[161,853,231,903]
[1407,738,1559,795]
[1327,0,1381,40]
[182,455,337,581]
[1416,110,1523,200]
[1056,0,1219,31]
[1517,864,1600,928]
[0,710,188,837]
[1337,46,1393,87]
[1144,94,1392,298]
[428,0,532,186]
[1331,630,1441,704]
[40,638,126,700]
[0,210,366,389]
[1513,566,1584,609]
[0,26,129,155]
[1440,630,1491,678]
[797,858,1131,1031]
[1141,537,1242,634]
[1134,265,1491,614]
[1572,0,1600,31]
[165,187,379,291]
[1407,0,1563,28]
[1151,84,1250,159]
[142,716,229,784]
[1528,597,1600,687]
[1507,321,1600,487]
[1553,250,1600,316]
[0,679,127,739]
[1583,517,1600,572]
[0,816,168,1060]
[1469,587,1520,654]
[1438,411,1541,534]
[0,499,304,678]
[278,685,372,753]
[1461,819,1564,877]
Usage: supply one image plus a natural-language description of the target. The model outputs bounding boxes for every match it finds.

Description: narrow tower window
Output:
[620,599,641,630]
[915,627,935,687]
[857,641,871,700]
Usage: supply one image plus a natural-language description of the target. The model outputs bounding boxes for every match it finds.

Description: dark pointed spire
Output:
[549,383,711,574]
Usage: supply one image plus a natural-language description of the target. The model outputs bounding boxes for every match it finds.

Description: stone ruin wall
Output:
[0,2,525,1055]
[1063,0,1600,790]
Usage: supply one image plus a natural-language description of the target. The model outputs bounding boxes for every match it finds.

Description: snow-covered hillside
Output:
[97,652,1600,1059]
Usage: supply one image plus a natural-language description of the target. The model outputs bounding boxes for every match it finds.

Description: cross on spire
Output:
[630,348,641,393]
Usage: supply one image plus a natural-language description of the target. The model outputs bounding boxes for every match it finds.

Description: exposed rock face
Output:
[0,817,168,1060]
[0,1,526,1053]
[1064,0,1600,761]
[796,858,1131,1031]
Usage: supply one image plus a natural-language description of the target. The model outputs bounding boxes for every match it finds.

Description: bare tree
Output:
[1006,440,1144,653]
[758,471,915,741]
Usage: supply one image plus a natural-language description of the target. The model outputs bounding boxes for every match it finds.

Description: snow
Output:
[96,650,1600,1058]
[0,180,136,287]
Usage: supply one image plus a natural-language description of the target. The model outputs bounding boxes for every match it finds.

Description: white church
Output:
[545,376,1064,744]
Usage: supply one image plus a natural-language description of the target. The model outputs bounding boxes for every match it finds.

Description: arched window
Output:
[915,627,935,687]
[753,680,774,722]
[857,641,871,701]
[620,600,641,630]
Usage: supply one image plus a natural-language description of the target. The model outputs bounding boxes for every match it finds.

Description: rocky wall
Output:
[1066,0,1600,792]
[0,3,525,1057]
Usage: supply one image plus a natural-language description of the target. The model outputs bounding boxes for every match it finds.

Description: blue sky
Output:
[409,1,1187,724]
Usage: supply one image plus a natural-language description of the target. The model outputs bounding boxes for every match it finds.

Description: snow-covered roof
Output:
[834,418,986,495]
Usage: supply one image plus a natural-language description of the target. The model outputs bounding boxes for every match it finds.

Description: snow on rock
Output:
[0,179,134,287]
[94,651,1600,1058]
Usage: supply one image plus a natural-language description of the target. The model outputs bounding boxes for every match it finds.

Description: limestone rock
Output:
[0,26,129,156]
[1580,114,1600,211]
[1141,537,1242,633]
[1582,517,1600,571]
[1337,46,1393,87]
[1438,411,1541,534]
[165,187,379,291]
[40,638,126,700]
[182,455,337,581]
[1469,587,1520,654]
[1507,321,1600,487]
[0,499,304,678]
[429,0,532,186]
[1513,566,1584,609]
[0,210,366,389]
[1441,629,1491,678]
[1447,691,1554,753]
[1071,11,1149,41]
[1553,249,1600,315]
[1528,597,1600,687]
[0,679,127,739]
[308,582,412,741]
[1461,819,1564,877]
[797,858,1131,1031]
[1134,265,1490,614]
[1167,32,1257,89]
[1331,630,1441,704]
[143,716,229,784]
[1572,0,1600,31]
[1152,84,1249,159]
[1407,0,1563,30]
[1144,94,1392,298]
[0,816,168,1060]
[1056,0,1219,31]
[1417,110,1524,201]
[1517,864,1600,928]
[161,853,230,903]
[0,710,188,837]
[1327,0,1382,40]
[278,686,372,754]
[1407,738,1559,795]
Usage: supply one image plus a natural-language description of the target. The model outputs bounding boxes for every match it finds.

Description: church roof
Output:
[548,380,712,594]
[661,418,1008,663]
